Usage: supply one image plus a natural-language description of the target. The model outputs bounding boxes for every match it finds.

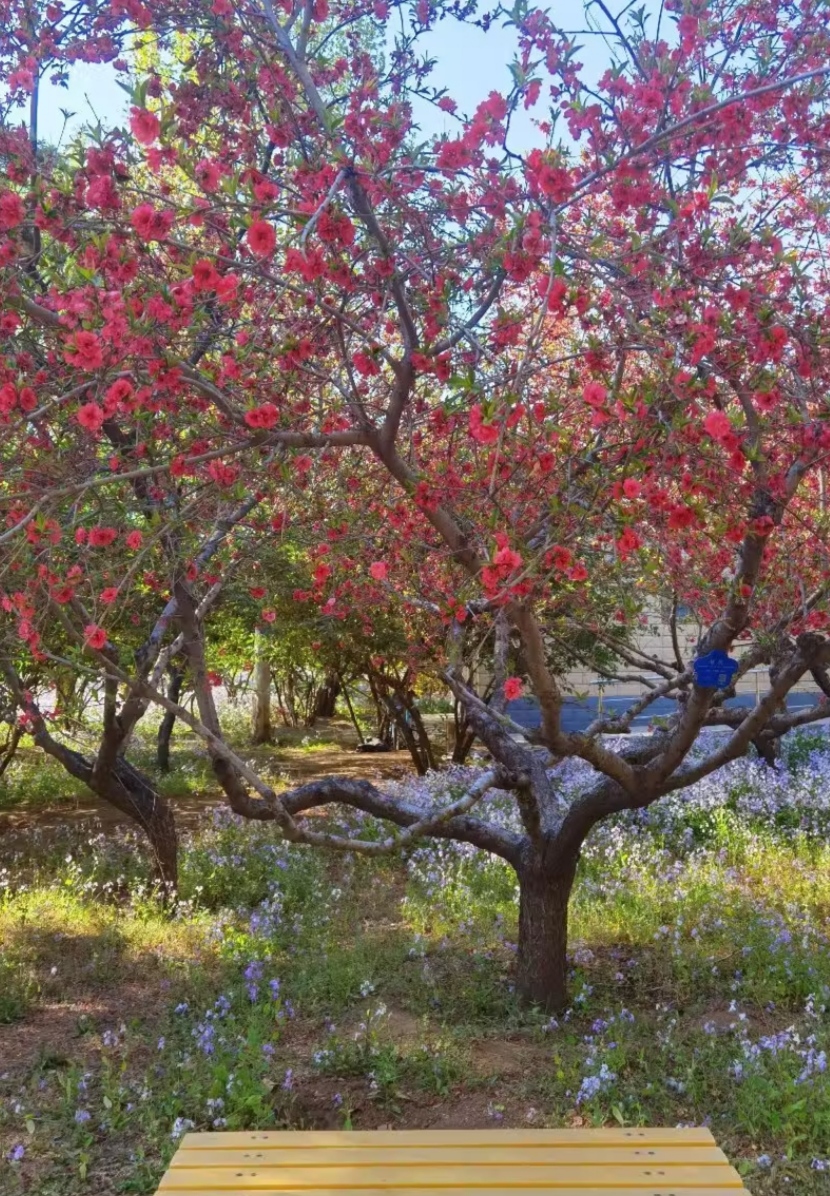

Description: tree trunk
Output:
[104,758,179,893]
[157,664,185,772]
[339,676,366,743]
[312,671,340,721]
[145,809,178,892]
[452,698,477,763]
[752,732,779,767]
[0,724,22,778]
[33,732,178,892]
[284,670,298,726]
[367,674,388,741]
[251,630,273,744]
[380,689,424,767]
[405,698,436,772]
[515,854,577,1012]
[3,665,178,892]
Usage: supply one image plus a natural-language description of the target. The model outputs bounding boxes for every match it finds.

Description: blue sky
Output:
[32,1,617,152]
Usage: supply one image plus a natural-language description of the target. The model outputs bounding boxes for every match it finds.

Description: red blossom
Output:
[704,410,731,440]
[88,526,117,548]
[130,202,174,241]
[65,332,104,371]
[130,107,160,145]
[244,403,279,429]
[247,219,276,257]
[549,545,572,572]
[192,259,221,290]
[582,382,607,408]
[617,526,642,558]
[77,402,104,432]
[195,159,221,191]
[0,190,25,229]
[84,624,108,650]
[469,404,500,444]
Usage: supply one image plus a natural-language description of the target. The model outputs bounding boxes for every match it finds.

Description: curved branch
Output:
[280,769,523,862]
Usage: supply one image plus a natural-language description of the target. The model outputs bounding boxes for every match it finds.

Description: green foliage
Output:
[0,748,90,811]
[783,728,829,772]
[0,952,37,1023]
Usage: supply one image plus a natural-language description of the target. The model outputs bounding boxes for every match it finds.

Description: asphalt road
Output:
[507,691,826,734]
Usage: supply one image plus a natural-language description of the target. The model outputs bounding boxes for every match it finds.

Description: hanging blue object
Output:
[692,650,739,689]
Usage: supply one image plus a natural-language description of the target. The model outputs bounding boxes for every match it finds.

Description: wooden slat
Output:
[181,1130,717,1151]
[170,1148,728,1169]
[156,1191,744,1196]
[157,1164,745,1190]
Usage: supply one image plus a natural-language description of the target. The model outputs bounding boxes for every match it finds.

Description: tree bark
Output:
[752,732,779,767]
[406,698,437,772]
[284,670,298,726]
[312,670,341,721]
[0,663,178,890]
[108,758,179,892]
[37,731,177,890]
[157,664,185,772]
[0,724,22,778]
[251,630,273,744]
[515,853,578,1012]
[339,676,366,743]
[452,698,477,764]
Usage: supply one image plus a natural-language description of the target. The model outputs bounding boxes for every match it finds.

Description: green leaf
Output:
[508,61,526,88]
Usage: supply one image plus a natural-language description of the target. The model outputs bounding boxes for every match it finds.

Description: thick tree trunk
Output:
[515,855,577,1012]
[145,808,178,891]
[32,730,178,891]
[104,758,179,893]
[312,671,340,721]
[157,665,185,772]
[251,630,273,744]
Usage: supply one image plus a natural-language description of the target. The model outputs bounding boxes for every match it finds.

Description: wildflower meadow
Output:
[3,727,830,1194]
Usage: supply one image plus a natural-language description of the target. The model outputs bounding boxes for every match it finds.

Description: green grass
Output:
[2,789,830,1193]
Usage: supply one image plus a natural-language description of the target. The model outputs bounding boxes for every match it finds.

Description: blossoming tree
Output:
[4,0,830,1007]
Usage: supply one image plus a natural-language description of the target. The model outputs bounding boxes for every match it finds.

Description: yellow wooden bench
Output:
[156,1127,750,1194]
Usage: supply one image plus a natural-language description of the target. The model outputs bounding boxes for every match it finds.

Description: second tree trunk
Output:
[515,855,577,1013]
